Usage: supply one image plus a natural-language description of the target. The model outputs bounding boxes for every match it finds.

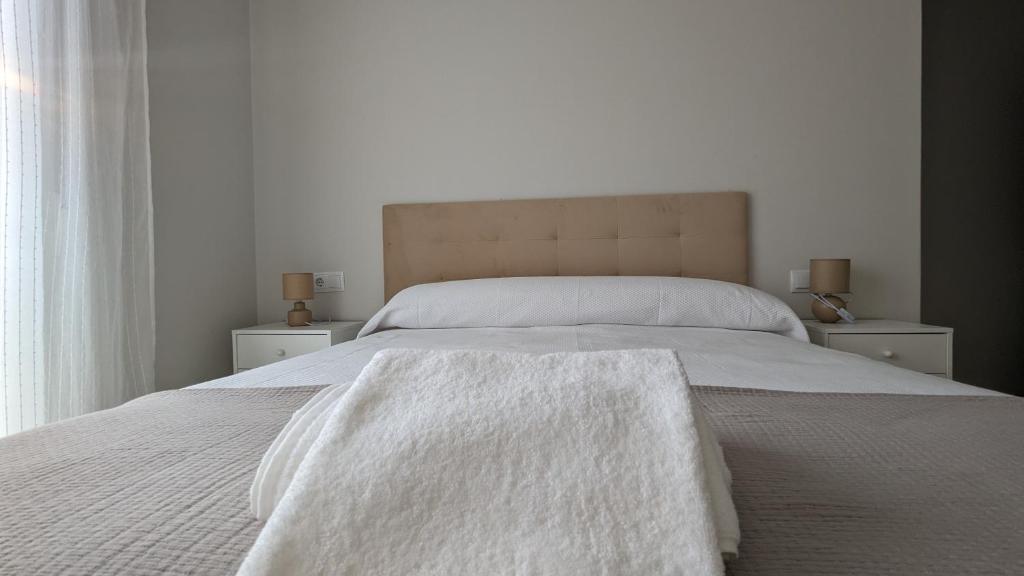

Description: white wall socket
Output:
[789,269,810,293]
[314,271,344,293]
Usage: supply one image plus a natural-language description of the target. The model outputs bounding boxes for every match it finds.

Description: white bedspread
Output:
[238,349,728,576]
[198,324,995,396]
[200,277,992,397]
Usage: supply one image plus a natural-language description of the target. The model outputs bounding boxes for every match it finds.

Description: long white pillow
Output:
[360,276,808,341]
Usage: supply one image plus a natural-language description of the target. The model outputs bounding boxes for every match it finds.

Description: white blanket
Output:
[239,349,735,576]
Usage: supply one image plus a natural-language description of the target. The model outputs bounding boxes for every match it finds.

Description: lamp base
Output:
[287,301,313,326]
[811,294,846,323]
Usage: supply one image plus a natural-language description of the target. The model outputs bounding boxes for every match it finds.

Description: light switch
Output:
[314,271,344,293]
[789,269,810,293]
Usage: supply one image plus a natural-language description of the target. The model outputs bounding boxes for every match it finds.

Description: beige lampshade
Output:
[810,259,850,294]
[282,273,315,301]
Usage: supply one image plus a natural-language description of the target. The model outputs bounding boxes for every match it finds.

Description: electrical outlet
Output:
[789,269,810,293]
[314,271,344,293]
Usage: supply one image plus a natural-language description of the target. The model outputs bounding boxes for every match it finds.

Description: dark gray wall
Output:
[148,0,257,390]
[922,0,1024,395]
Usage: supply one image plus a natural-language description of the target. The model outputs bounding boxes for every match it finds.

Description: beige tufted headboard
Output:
[382,192,748,301]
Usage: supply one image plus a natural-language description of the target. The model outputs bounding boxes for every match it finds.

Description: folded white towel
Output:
[240,349,736,575]
[251,378,740,558]
[250,382,349,521]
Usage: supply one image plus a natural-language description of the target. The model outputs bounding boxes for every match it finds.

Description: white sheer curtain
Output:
[1,0,153,436]
[0,0,43,436]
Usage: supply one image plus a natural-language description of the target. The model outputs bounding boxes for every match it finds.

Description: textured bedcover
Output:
[0,387,321,576]
[702,387,1024,575]
[2,385,1022,575]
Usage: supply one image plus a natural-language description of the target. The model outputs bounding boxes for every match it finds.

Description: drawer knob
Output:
[881,349,894,359]
[275,348,286,357]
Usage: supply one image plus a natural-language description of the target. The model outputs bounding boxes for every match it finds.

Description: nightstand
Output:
[232,321,365,373]
[802,319,953,379]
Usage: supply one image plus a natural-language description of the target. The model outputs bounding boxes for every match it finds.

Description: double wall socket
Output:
[789,269,810,293]
[314,271,344,293]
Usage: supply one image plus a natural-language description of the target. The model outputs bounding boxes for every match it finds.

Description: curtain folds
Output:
[1,0,153,436]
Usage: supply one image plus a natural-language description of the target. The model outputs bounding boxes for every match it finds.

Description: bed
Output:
[1,192,1021,575]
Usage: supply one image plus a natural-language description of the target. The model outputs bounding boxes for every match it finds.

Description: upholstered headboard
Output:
[382,192,748,300]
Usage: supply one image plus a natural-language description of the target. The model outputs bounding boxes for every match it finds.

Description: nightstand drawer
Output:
[232,321,365,373]
[236,334,328,370]
[827,333,947,374]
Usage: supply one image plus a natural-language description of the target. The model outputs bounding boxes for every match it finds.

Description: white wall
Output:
[250,0,921,323]
[148,0,256,389]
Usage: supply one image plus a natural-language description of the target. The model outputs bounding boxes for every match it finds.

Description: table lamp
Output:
[809,258,854,323]
[282,272,314,326]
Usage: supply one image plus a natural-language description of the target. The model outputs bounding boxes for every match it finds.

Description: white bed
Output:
[5,276,1018,576]
[215,276,1004,573]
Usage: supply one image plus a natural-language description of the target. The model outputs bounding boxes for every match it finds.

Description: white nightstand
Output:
[802,319,953,379]
[232,321,365,373]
